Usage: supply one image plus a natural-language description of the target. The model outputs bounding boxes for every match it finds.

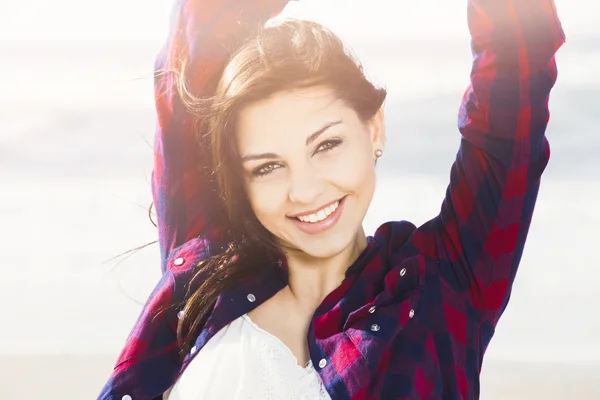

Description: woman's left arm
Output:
[413,0,565,326]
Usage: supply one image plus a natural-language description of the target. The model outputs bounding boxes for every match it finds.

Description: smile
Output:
[294,201,340,223]
[288,197,346,235]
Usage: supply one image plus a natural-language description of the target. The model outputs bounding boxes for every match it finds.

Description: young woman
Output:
[98,0,565,399]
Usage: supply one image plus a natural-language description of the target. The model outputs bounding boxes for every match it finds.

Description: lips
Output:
[288,197,346,235]
[293,200,340,223]
[288,198,342,220]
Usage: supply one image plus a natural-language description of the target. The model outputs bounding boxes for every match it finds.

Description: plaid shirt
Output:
[98,0,565,399]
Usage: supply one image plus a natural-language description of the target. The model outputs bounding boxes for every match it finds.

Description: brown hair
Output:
[173,19,386,355]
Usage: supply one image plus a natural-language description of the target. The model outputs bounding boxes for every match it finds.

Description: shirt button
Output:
[399,268,406,277]
[122,396,132,400]
[177,310,184,319]
[174,257,185,266]
[247,294,256,302]
[370,324,380,332]
[318,358,327,369]
[190,345,197,355]
[368,306,376,314]
[409,309,415,319]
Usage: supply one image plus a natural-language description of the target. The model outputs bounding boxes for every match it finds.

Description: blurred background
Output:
[1,0,598,398]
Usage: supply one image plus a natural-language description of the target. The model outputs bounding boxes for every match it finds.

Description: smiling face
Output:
[236,86,385,259]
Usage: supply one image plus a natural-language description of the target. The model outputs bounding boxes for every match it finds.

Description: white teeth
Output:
[296,201,340,223]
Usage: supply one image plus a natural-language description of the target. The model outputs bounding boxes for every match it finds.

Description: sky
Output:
[0,0,594,44]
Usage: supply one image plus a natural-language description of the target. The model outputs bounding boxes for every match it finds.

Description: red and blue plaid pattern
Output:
[98,0,565,399]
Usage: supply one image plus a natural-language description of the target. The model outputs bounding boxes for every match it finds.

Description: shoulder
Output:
[165,236,231,291]
[373,220,418,254]
[117,237,221,366]
[165,236,220,274]
[100,237,222,398]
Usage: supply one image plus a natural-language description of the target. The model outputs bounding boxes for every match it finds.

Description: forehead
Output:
[236,87,357,151]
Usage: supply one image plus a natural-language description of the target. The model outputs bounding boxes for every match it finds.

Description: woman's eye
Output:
[315,138,343,154]
[252,163,281,177]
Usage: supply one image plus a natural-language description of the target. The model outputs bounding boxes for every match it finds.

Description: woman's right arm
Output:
[98,2,289,399]
[152,0,289,273]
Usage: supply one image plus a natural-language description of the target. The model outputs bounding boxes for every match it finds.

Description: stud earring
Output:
[374,149,383,159]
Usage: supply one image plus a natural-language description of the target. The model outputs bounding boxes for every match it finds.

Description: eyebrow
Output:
[241,120,343,163]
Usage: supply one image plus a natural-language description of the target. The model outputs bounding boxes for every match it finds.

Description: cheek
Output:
[327,143,376,194]
[246,182,287,226]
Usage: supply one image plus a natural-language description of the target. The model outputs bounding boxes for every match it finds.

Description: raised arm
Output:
[152,0,289,273]
[98,2,289,399]
[413,0,565,324]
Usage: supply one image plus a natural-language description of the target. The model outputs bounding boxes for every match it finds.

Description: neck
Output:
[281,227,367,310]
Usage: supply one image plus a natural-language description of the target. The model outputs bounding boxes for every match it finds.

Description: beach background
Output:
[1,0,599,398]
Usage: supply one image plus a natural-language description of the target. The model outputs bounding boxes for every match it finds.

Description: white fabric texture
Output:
[165,314,331,400]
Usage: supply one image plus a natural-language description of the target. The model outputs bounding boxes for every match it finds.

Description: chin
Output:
[297,244,345,260]
[287,230,361,260]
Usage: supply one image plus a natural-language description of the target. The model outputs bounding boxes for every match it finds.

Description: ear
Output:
[367,106,386,155]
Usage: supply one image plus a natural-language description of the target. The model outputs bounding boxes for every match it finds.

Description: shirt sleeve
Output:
[412,0,565,325]
[97,237,218,400]
[152,0,289,273]
[97,271,178,399]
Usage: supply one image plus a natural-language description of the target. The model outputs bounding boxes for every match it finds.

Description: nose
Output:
[288,164,325,205]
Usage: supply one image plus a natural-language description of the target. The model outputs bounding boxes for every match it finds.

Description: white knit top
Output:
[165,314,331,400]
